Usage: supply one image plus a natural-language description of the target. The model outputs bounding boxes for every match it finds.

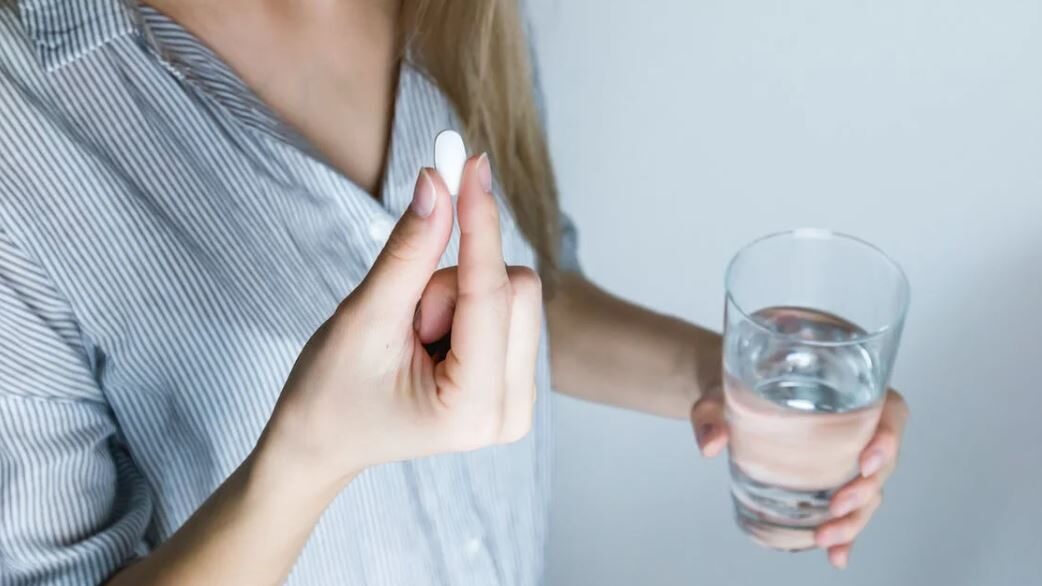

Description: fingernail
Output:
[862,450,885,477]
[835,550,849,569]
[411,169,436,217]
[477,153,492,193]
[832,492,859,517]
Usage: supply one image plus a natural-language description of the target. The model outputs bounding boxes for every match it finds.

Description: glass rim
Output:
[724,228,911,348]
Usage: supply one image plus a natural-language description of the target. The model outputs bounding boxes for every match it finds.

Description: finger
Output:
[860,389,909,478]
[499,266,543,443]
[815,492,883,548]
[455,153,508,297]
[829,473,882,517]
[358,169,453,313]
[690,390,728,457]
[417,268,458,345]
[827,543,852,569]
[449,154,510,370]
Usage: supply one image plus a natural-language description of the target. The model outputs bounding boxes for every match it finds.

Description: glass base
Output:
[730,461,837,552]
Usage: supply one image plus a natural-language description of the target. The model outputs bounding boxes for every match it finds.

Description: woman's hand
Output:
[691,386,909,569]
[263,154,542,492]
[105,155,541,586]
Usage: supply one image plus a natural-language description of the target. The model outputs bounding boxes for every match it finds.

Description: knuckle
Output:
[497,388,535,444]
[866,474,885,494]
[450,411,500,450]
[484,396,509,438]
[507,266,542,301]
[330,297,373,336]
[890,390,910,418]
[827,522,852,543]
[463,203,500,235]
[382,229,422,264]
[691,396,722,419]
[479,200,501,226]
[499,409,534,444]
[489,277,513,301]
[876,428,898,449]
[482,414,504,442]
[467,274,512,303]
[506,265,539,286]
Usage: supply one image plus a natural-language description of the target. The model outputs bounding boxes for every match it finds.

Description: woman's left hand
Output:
[691,387,909,569]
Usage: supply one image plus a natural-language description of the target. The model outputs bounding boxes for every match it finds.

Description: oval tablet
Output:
[434,129,467,196]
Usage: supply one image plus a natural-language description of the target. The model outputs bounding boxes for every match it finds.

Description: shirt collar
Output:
[18,0,140,71]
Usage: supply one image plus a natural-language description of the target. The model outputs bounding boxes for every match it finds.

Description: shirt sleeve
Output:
[524,13,583,274]
[0,227,152,586]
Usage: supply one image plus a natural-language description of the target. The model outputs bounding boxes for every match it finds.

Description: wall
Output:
[527,1,1042,584]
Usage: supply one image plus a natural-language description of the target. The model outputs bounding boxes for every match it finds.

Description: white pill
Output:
[434,129,467,196]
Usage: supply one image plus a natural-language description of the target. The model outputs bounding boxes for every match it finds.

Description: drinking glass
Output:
[723,229,909,551]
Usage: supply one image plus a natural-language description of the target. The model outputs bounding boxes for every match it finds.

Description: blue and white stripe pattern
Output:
[0,1,576,584]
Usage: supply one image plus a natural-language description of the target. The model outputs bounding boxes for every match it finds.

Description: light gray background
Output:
[527,1,1042,585]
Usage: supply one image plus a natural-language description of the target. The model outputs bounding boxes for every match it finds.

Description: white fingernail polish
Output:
[434,129,467,196]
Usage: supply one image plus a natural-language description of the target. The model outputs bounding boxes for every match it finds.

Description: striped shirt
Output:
[0,1,578,584]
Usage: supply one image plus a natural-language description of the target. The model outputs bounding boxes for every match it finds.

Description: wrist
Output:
[676,326,724,411]
[250,415,362,505]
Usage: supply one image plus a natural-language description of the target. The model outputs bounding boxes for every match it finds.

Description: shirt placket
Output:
[390,66,506,585]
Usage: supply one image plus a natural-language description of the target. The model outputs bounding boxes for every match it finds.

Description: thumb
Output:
[359,169,453,312]
[691,389,728,458]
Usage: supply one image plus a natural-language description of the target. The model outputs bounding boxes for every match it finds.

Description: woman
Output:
[0,1,908,584]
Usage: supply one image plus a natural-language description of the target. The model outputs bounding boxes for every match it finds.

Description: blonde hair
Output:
[402,0,561,290]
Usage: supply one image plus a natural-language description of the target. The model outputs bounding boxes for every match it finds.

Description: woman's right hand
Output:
[102,156,540,586]
[261,154,542,491]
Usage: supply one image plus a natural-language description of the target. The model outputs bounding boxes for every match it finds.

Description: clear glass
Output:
[723,229,909,551]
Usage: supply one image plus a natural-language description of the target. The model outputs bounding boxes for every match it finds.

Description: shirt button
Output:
[368,216,394,243]
[463,537,483,558]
